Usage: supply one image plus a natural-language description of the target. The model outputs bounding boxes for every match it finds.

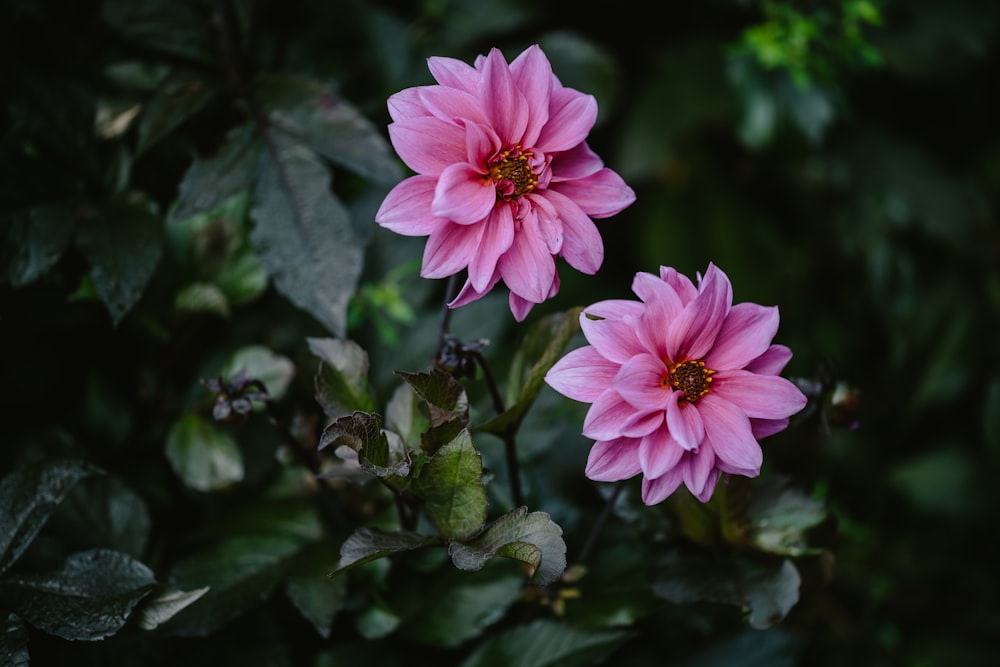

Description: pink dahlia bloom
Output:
[544,264,808,504]
[375,45,636,321]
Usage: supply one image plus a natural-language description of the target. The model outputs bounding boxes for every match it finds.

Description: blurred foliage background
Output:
[2,0,999,665]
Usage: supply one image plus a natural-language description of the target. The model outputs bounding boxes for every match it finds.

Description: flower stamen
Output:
[667,360,715,402]
[490,146,537,199]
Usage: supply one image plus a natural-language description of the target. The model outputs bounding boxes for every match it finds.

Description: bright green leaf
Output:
[308,337,376,417]
[411,430,487,541]
[0,549,156,641]
[165,414,244,492]
[250,136,362,337]
[0,459,101,576]
[448,507,566,586]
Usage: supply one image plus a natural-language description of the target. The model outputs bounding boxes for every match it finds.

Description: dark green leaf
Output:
[164,532,311,637]
[675,629,801,667]
[411,429,487,541]
[448,507,566,586]
[0,459,100,576]
[477,307,582,437]
[749,477,827,556]
[318,412,410,479]
[100,0,213,64]
[308,337,376,417]
[395,369,469,423]
[0,549,156,641]
[74,201,164,325]
[459,618,632,667]
[333,527,438,575]
[284,541,347,639]
[47,474,152,558]
[250,135,362,337]
[136,77,216,155]
[384,381,429,450]
[652,552,801,629]
[0,613,29,667]
[1,204,74,287]
[256,73,403,185]
[171,124,258,222]
[165,414,244,492]
[135,585,210,631]
[220,345,296,401]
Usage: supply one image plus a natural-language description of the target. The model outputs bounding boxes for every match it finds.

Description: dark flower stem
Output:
[573,481,625,565]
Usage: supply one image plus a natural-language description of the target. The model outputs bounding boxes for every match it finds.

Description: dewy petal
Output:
[746,344,793,375]
[375,175,447,236]
[613,353,671,412]
[642,467,685,505]
[705,303,779,371]
[549,141,604,181]
[542,189,603,274]
[585,437,642,482]
[427,55,479,93]
[549,168,636,219]
[418,85,488,126]
[712,370,808,419]
[638,423,684,479]
[583,390,637,441]
[509,44,552,147]
[580,311,646,364]
[468,205,515,292]
[545,345,619,403]
[432,162,495,224]
[421,221,485,279]
[388,117,469,175]
[667,263,732,362]
[697,393,762,474]
[479,48,529,144]
[535,87,598,153]
[498,213,554,304]
[666,397,705,451]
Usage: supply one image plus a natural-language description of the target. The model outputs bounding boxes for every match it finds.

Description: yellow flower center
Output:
[661,360,716,403]
[490,146,537,199]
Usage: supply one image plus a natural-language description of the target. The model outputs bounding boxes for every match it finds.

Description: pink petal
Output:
[545,345,620,402]
[583,390,637,441]
[529,191,564,254]
[697,394,762,474]
[509,292,536,321]
[584,299,644,322]
[585,438,642,482]
[549,168,636,219]
[621,410,664,438]
[432,162,495,224]
[632,271,683,358]
[688,467,722,503]
[497,214,554,304]
[449,272,499,309]
[421,221,485,278]
[660,266,698,304]
[751,417,790,440]
[387,88,431,122]
[479,48,529,144]
[746,344,793,375]
[427,56,479,93]
[374,175,447,236]
[535,87,598,153]
[705,303,779,371]
[418,85,488,125]
[580,311,645,364]
[509,44,552,147]
[468,205,515,291]
[613,353,671,412]
[388,117,468,175]
[682,444,717,499]
[666,397,705,451]
[463,121,501,168]
[549,141,604,181]
[642,468,685,505]
[638,423,684,479]
[712,370,808,419]
[542,189,603,274]
[667,264,732,362]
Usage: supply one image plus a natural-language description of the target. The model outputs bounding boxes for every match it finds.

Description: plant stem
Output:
[435,273,458,361]
[573,482,625,565]
[469,349,524,508]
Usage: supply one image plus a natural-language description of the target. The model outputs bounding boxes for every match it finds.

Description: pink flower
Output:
[544,264,808,504]
[375,45,636,321]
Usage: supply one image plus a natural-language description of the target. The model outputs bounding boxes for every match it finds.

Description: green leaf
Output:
[136,76,216,154]
[165,414,244,492]
[0,549,156,641]
[74,200,164,325]
[332,527,439,575]
[255,73,403,185]
[652,551,801,629]
[384,381,429,450]
[135,585,210,631]
[749,478,827,556]
[0,613,29,667]
[250,135,362,337]
[411,429,487,541]
[318,411,410,480]
[47,474,152,558]
[100,0,213,64]
[174,281,231,316]
[171,124,258,222]
[395,368,470,455]
[284,541,347,639]
[1,204,74,287]
[163,533,310,637]
[0,459,100,576]
[448,507,566,586]
[459,618,632,667]
[220,345,296,401]
[674,629,801,667]
[477,307,582,437]
[308,337,376,417]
